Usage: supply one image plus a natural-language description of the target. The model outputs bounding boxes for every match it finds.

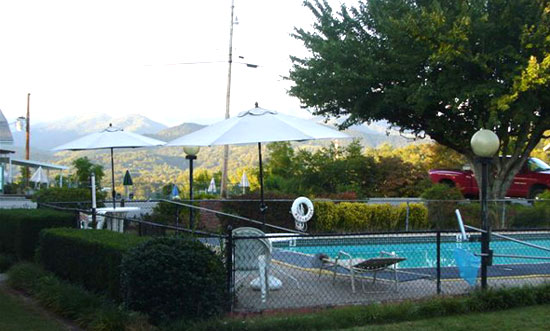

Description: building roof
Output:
[0,109,14,144]
[0,157,68,171]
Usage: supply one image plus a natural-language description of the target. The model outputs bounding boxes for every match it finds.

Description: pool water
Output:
[280,238,550,268]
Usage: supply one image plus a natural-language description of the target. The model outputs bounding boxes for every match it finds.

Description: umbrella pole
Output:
[111,147,116,209]
[258,142,266,231]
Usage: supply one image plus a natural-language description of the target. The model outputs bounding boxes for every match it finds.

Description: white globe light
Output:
[471,129,500,157]
[183,146,200,156]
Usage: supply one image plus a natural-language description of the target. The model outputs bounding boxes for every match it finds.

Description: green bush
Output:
[421,184,465,229]
[311,201,428,232]
[312,201,340,232]
[120,236,228,324]
[0,253,16,273]
[7,262,151,331]
[179,284,550,331]
[0,209,74,260]
[36,228,148,301]
[510,203,550,229]
[220,193,296,232]
[32,187,106,208]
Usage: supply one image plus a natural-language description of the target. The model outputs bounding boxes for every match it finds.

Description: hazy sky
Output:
[0,0,356,127]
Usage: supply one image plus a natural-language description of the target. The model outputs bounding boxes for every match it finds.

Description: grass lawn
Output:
[0,285,69,331]
[346,304,550,330]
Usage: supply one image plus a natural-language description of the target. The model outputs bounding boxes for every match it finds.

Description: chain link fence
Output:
[38,198,550,313]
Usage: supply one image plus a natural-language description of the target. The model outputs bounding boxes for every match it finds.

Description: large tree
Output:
[289,0,550,198]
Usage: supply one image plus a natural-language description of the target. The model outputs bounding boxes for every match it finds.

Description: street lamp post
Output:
[184,146,200,230]
[470,128,500,290]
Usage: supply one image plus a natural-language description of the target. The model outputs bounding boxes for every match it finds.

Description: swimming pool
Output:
[274,233,550,269]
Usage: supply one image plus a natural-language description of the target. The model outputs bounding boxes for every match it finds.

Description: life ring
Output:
[291,197,314,224]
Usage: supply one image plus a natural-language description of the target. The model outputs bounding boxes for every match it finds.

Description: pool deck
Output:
[233,250,550,312]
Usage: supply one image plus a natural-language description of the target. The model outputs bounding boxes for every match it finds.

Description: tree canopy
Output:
[290,0,550,198]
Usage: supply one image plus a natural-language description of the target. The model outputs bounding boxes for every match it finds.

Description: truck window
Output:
[528,158,550,172]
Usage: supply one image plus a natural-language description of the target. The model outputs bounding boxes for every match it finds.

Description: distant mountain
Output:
[12,113,167,150]
[150,123,206,142]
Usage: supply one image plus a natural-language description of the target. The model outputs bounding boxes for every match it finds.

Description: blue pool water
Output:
[278,237,550,269]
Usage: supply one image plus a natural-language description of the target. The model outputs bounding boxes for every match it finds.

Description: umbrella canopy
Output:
[239,171,250,194]
[207,177,217,194]
[167,105,349,146]
[167,104,349,228]
[52,124,165,208]
[123,170,133,186]
[171,184,180,199]
[30,166,49,185]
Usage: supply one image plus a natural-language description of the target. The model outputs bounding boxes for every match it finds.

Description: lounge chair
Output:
[317,251,406,293]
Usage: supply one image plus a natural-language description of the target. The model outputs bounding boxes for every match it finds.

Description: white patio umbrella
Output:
[30,166,49,187]
[52,124,166,208]
[167,103,350,228]
[239,171,250,194]
[207,177,217,194]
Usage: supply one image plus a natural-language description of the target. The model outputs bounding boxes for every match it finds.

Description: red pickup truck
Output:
[429,157,550,199]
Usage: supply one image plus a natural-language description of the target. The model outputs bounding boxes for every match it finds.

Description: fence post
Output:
[501,200,506,229]
[405,201,410,231]
[225,225,234,312]
[436,231,441,294]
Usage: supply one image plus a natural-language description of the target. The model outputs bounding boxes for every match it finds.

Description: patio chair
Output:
[232,227,299,302]
[317,251,406,293]
[232,227,275,302]
[78,212,105,230]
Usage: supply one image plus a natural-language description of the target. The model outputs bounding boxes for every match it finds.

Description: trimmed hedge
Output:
[121,236,228,324]
[0,209,75,260]
[32,187,107,208]
[7,262,151,331]
[312,201,428,232]
[36,228,148,301]
[179,284,550,331]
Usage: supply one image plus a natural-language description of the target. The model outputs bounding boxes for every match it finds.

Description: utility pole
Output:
[220,0,235,198]
[25,93,30,188]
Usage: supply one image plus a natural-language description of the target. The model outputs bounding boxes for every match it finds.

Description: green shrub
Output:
[312,201,340,232]
[0,253,16,273]
[0,209,74,260]
[37,228,148,301]
[220,193,296,232]
[421,184,465,229]
[7,262,151,331]
[120,236,228,324]
[179,284,550,331]
[396,203,430,230]
[32,187,107,208]
[311,201,428,233]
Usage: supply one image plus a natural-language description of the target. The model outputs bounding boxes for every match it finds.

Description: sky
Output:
[0,0,356,127]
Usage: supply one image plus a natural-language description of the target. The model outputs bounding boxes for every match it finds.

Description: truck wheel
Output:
[529,186,547,200]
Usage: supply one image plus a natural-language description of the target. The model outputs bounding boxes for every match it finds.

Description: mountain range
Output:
[5,113,421,197]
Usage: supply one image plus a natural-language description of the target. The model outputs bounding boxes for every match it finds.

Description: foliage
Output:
[220,192,297,232]
[6,262,152,331]
[72,157,105,188]
[289,0,550,199]
[36,228,148,301]
[0,253,16,272]
[421,184,465,229]
[312,201,428,232]
[178,284,550,331]
[31,187,106,207]
[0,209,74,260]
[120,236,228,324]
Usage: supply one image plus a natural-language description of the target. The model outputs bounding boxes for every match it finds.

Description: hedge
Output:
[312,201,428,233]
[7,262,151,331]
[32,187,107,208]
[36,228,148,301]
[0,209,75,260]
